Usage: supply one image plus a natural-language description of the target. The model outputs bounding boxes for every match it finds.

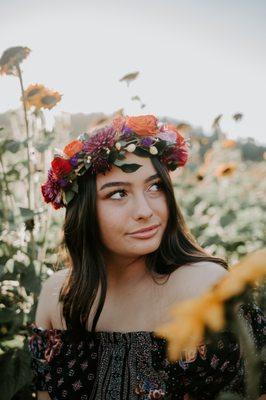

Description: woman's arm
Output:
[34,277,54,399]
[37,391,52,400]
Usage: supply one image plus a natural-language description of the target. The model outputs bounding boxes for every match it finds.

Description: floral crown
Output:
[41,115,190,210]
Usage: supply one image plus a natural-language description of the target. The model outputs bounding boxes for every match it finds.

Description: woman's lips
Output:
[127,225,160,239]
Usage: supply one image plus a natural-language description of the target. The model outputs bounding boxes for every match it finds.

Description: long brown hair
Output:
[59,156,228,335]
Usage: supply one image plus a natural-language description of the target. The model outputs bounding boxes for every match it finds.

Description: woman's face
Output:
[96,153,169,259]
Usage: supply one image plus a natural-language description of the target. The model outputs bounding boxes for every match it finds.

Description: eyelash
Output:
[106,181,164,200]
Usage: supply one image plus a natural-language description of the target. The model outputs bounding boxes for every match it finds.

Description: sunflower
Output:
[155,293,224,361]
[0,46,31,75]
[221,139,237,149]
[22,83,46,109]
[215,248,266,301]
[155,248,266,361]
[37,90,62,110]
[215,162,237,177]
[21,84,62,110]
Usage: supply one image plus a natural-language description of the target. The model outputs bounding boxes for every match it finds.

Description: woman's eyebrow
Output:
[99,173,160,191]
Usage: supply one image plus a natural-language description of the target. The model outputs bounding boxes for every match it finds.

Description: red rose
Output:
[177,146,189,166]
[51,157,72,178]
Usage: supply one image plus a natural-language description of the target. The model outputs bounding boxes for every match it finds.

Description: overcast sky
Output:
[0,0,265,144]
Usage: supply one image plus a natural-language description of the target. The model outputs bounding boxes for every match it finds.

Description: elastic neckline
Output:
[29,323,166,339]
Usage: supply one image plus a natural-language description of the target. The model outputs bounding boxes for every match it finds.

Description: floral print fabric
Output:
[27,302,265,400]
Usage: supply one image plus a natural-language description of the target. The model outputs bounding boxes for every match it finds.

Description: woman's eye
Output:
[149,182,162,192]
[108,189,127,200]
[107,182,163,200]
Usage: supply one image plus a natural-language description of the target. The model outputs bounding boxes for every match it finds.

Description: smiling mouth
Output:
[129,224,160,234]
[127,225,160,239]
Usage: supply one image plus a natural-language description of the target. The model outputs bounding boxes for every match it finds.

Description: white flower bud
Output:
[149,146,158,155]
[115,142,121,150]
[126,144,136,152]
[85,155,91,163]
[106,148,110,154]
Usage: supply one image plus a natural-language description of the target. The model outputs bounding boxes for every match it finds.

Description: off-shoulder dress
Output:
[27,301,265,400]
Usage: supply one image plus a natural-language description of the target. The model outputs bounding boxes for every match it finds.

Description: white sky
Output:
[0,0,265,144]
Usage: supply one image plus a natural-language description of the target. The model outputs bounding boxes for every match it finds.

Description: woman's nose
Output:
[133,193,153,219]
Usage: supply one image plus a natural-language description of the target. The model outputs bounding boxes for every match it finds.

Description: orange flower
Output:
[63,140,84,157]
[125,115,159,136]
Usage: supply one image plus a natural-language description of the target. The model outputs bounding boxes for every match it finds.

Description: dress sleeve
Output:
[179,301,265,400]
[27,324,52,391]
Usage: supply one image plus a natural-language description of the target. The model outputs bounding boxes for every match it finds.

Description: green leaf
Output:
[20,262,40,294]
[133,147,150,157]
[156,140,168,152]
[4,140,21,153]
[65,190,75,204]
[114,162,142,173]
[6,169,20,181]
[0,308,15,323]
[71,181,79,193]
[116,151,126,160]
[34,137,54,153]
[0,348,33,400]
[108,149,118,163]
[19,208,34,221]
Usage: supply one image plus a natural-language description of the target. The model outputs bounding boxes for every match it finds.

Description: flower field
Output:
[0,46,265,400]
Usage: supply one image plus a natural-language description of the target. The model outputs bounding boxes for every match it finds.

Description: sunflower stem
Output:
[16,63,36,261]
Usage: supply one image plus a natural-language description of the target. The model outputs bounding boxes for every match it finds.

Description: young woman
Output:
[28,115,265,400]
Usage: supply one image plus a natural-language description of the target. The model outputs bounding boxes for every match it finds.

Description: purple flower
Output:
[58,178,69,188]
[121,126,134,138]
[157,131,176,143]
[140,137,154,146]
[70,154,79,167]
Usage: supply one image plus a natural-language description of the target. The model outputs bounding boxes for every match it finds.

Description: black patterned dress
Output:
[27,302,265,400]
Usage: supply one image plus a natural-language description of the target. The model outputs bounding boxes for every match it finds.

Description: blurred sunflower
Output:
[196,165,207,181]
[155,292,224,361]
[155,248,266,361]
[36,90,62,110]
[221,139,237,149]
[215,248,266,301]
[215,162,237,177]
[21,84,62,110]
[203,149,214,165]
[22,83,46,109]
[0,46,31,75]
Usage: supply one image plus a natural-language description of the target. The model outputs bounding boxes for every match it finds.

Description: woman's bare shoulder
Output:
[35,268,69,329]
[42,268,69,291]
[167,261,228,302]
